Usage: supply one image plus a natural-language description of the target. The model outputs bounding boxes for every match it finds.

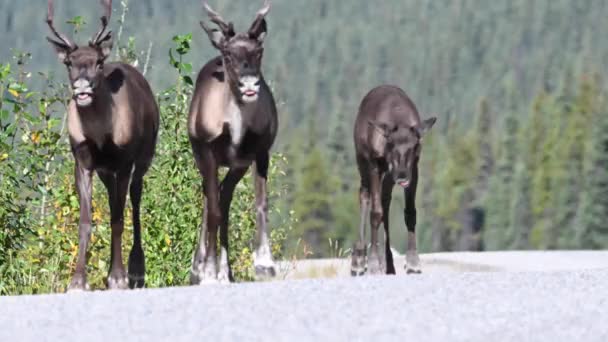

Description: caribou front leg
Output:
[67,162,93,292]
[253,153,276,279]
[128,163,149,289]
[381,174,396,275]
[404,165,421,274]
[367,168,383,275]
[191,144,221,284]
[99,168,131,290]
[351,184,370,276]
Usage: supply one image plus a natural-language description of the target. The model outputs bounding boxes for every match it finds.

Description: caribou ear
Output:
[47,37,71,63]
[249,19,267,43]
[416,117,437,137]
[200,21,225,50]
[368,121,391,157]
[368,120,391,137]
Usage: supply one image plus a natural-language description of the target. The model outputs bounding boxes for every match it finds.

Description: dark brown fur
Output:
[46,0,159,291]
[188,1,278,284]
[351,85,436,276]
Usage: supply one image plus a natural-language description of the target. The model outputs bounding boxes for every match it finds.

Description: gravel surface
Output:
[1,268,607,342]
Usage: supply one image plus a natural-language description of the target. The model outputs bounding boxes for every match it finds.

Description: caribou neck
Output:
[75,81,114,118]
[71,80,116,149]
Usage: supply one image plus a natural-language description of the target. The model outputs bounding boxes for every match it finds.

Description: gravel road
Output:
[1,253,608,342]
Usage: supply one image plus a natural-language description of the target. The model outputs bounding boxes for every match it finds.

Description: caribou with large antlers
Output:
[45,0,160,291]
[188,0,278,284]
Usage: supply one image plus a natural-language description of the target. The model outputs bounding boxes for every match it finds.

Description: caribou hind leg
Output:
[127,162,149,289]
[381,174,396,275]
[99,167,131,290]
[218,167,248,283]
[67,162,94,292]
[253,153,276,279]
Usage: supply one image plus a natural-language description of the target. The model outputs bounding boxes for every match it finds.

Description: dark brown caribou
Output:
[351,85,436,276]
[188,1,278,284]
[46,0,159,291]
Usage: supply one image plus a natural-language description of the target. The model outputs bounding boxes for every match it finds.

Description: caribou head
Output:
[46,0,114,107]
[200,1,271,104]
[369,118,436,188]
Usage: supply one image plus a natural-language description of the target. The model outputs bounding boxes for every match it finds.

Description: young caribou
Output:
[351,85,436,276]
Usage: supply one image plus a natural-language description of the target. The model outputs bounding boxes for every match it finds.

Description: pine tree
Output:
[575,102,608,248]
[484,111,518,250]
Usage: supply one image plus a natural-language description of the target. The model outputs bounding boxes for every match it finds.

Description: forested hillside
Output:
[1,0,608,291]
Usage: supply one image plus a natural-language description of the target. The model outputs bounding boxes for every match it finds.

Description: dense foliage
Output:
[1,0,608,294]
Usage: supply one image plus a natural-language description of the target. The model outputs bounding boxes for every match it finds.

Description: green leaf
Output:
[183,76,194,86]
[180,63,193,73]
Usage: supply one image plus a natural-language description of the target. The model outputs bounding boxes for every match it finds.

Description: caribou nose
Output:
[395,178,410,188]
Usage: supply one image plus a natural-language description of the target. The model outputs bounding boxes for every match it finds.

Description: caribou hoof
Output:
[128,247,146,289]
[350,261,367,276]
[191,260,219,285]
[217,267,232,285]
[253,246,276,281]
[350,267,366,277]
[107,273,129,290]
[216,248,232,284]
[66,275,90,293]
[405,253,422,274]
[128,275,145,289]
[350,243,367,277]
[255,265,276,280]
[367,257,383,275]
[405,267,422,274]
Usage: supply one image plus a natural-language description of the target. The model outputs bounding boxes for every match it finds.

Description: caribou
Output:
[351,85,436,276]
[188,1,278,284]
[45,0,160,290]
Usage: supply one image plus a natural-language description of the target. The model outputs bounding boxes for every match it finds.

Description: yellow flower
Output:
[0,153,8,161]
[30,132,41,144]
[92,209,102,222]
[8,89,19,97]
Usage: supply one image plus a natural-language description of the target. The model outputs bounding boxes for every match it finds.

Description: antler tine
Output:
[46,0,75,49]
[102,0,112,21]
[256,0,271,18]
[203,1,233,35]
[91,0,112,45]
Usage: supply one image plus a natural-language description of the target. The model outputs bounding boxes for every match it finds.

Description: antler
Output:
[202,2,234,37]
[46,0,75,49]
[90,0,113,46]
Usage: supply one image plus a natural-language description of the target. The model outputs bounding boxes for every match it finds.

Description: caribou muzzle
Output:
[72,78,95,107]
[238,75,261,103]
